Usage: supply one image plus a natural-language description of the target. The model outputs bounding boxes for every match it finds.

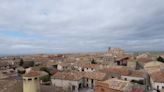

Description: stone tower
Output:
[23,71,40,92]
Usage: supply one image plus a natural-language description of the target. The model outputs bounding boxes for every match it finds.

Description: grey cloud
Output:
[0,0,164,55]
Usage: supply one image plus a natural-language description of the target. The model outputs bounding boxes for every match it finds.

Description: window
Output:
[124,78,127,81]
[91,79,94,83]
[157,85,159,90]
[162,86,164,89]
[28,78,32,81]
[34,77,38,80]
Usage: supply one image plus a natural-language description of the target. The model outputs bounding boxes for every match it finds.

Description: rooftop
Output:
[108,78,131,91]
[100,67,145,78]
[52,71,83,81]
[150,70,164,83]
[23,70,41,77]
[97,78,132,91]
[84,72,106,80]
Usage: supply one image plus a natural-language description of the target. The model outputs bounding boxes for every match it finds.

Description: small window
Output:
[34,77,38,80]
[87,79,88,82]
[124,78,127,81]
[157,85,159,90]
[28,78,32,81]
[91,79,94,83]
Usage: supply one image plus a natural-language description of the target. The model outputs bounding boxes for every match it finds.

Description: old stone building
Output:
[83,72,107,88]
[95,78,132,92]
[51,71,83,92]
[150,70,164,92]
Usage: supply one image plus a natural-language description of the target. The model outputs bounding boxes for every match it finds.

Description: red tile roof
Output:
[130,70,145,78]
[100,67,145,78]
[131,88,144,92]
[23,70,40,77]
[100,67,130,76]
[150,70,164,83]
[137,58,152,64]
[52,71,83,81]
[84,72,106,80]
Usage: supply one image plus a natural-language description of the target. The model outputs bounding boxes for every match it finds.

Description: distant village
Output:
[0,47,164,92]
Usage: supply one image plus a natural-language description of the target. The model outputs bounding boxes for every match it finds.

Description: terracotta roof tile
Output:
[100,67,130,76]
[84,72,106,80]
[23,70,40,77]
[129,70,145,78]
[150,71,164,83]
[52,71,83,81]
[131,88,144,92]
[100,67,145,78]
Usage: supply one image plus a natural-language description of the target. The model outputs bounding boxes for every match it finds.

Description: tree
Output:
[19,59,24,66]
[40,67,51,75]
[131,80,144,85]
[40,75,50,82]
[91,59,97,64]
[23,61,34,68]
[157,56,164,63]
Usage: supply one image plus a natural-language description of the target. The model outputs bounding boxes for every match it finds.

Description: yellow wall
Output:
[23,77,40,92]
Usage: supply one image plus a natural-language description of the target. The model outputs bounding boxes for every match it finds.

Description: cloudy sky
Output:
[0,0,164,55]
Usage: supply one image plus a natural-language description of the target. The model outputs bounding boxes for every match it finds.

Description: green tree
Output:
[157,56,164,63]
[40,67,51,75]
[91,59,97,64]
[40,75,50,82]
[19,59,24,66]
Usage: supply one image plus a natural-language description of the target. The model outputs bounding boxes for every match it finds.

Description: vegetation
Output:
[17,70,25,74]
[40,75,50,82]
[23,61,34,68]
[157,56,164,63]
[91,59,97,64]
[131,80,144,85]
[19,59,24,66]
[40,67,51,75]
[40,67,51,83]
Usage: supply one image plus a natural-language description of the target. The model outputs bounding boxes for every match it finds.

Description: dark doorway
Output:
[72,86,76,91]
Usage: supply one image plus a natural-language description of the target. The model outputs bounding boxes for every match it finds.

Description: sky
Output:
[0,0,164,55]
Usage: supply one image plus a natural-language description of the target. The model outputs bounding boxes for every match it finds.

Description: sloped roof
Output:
[108,78,131,91]
[23,70,40,77]
[100,67,145,78]
[150,70,164,83]
[52,71,83,81]
[144,61,164,68]
[84,72,106,80]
